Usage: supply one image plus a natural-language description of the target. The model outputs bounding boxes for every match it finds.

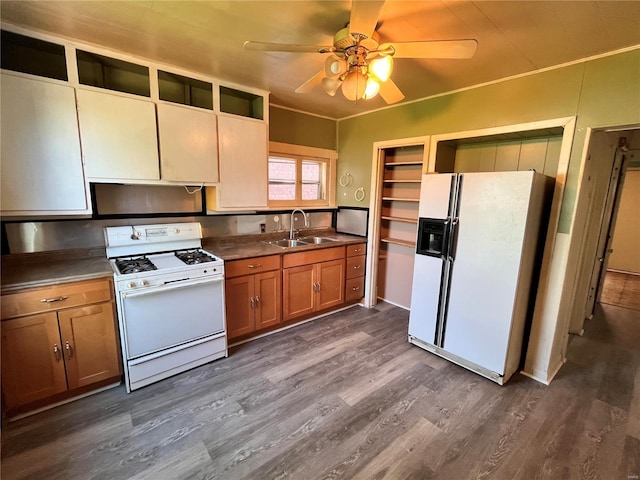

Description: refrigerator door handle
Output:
[448,217,460,261]
[440,217,451,259]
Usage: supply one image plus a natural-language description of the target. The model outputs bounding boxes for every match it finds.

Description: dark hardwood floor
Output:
[2,302,639,479]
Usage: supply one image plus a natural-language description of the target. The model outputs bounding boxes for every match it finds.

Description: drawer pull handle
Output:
[353,248,361,253]
[353,265,361,269]
[65,341,73,359]
[41,296,68,303]
[247,264,262,269]
[255,296,260,307]
[250,297,256,309]
[53,344,61,361]
[352,286,360,291]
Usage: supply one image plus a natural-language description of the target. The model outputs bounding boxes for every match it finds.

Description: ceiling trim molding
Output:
[270,103,337,122]
[336,44,640,123]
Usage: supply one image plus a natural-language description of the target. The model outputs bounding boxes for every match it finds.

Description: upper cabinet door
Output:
[0,74,90,215]
[217,115,267,209]
[157,103,218,183]
[77,89,159,182]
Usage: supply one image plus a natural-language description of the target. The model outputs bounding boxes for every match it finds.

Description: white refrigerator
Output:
[408,171,551,384]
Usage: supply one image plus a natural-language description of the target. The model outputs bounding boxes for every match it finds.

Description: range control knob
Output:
[141,280,150,286]
[128,282,136,288]
[174,228,180,234]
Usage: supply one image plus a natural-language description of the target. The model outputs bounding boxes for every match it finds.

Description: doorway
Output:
[569,127,640,335]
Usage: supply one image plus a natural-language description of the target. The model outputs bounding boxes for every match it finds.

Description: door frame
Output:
[567,126,639,334]
[364,135,430,308]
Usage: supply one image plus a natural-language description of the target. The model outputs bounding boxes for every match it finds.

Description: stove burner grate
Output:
[115,256,158,275]
[175,249,214,265]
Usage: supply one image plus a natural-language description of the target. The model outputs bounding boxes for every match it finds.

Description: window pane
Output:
[269,157,296,182]
[302,183,321,200]
[269,184,296,200]
[302,160,320,182]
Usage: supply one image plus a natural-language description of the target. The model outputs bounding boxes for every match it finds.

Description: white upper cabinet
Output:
[217,115,268,209]
[0,74,90,216]
[77,89,160,182]
[157,103,219,184]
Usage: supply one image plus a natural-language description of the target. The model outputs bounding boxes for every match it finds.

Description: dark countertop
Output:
[203,230,367,261]
[0,231,367,293]
[1,248,114,294]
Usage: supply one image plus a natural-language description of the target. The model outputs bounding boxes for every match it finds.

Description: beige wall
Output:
[609,168,640,274]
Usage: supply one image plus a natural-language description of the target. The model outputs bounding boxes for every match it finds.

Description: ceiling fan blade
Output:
[295,70,325,93]
[388,39,478,59]
[349,0,385,39]
[243,41,333,53]
[379,78,404,104]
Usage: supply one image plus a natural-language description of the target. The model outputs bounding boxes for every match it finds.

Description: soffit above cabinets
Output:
[1,1,639,119]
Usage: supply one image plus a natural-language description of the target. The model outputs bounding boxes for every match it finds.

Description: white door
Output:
[157,103,219,183]
[584,148,627,318]
[443,171,535,374]
[0,74,89,215]
[77,89,160,181]
[408,174,454,345]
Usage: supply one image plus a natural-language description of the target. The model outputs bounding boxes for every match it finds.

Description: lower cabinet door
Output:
[283,264,315,321]
[316,259,345,311]
[1,313,68,409]
[225,275,256,339]
[58,302,121,390]
[255,271,281,330]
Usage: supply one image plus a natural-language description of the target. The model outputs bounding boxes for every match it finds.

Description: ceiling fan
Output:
[243,0,477,104]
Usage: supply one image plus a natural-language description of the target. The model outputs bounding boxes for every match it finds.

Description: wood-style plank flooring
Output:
[601,270,640,311]
[2,302,639,480]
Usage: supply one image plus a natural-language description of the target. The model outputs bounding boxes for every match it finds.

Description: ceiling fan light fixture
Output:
[322,77,342,96]
[369,55,393,82]
[324,55,347,78]
[341,69,367,101]
[363,77,380,99]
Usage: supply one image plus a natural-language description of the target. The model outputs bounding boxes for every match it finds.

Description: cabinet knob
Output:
[64,341,73,359]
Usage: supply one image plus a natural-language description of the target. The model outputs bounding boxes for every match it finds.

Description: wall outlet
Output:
[260,223,266,233]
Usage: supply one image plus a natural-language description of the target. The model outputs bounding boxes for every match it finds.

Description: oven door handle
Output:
[121,276,223,298]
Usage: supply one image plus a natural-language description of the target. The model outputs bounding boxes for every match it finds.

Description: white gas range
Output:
[105,222,227,392]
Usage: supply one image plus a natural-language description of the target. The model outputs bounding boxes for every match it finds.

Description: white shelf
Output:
[384,161,423,167]
[382,197,420,202]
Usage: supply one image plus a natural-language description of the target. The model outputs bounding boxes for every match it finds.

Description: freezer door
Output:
[418,173,456,218]
[442,171,536,375]
[408,253,443,344]
[408,173,455,345]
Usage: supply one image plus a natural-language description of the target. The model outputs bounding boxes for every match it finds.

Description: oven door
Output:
[120,277,224,359]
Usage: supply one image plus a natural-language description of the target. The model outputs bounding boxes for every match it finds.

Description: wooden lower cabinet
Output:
[225,255,281,341]
[1,278,121,413]
[282,247,346,322]
[345,242,367,303]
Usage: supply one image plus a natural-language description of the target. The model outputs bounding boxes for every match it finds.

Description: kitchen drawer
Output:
[1,278,113,320]
[345,277,365,302]
[346,243,366,257]
[283,246,345,268]
[346,256,365,280]
[225,255,281,278]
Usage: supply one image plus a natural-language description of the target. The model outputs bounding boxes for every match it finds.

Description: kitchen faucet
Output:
[290,209,309,240]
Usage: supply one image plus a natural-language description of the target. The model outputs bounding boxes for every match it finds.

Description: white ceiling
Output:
[2,1,639,120]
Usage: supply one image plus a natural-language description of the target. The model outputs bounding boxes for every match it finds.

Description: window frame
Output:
[268,142,337,209]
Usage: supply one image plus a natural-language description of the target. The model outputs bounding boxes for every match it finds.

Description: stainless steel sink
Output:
[297,236,337,244]
[266,239,309,248]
